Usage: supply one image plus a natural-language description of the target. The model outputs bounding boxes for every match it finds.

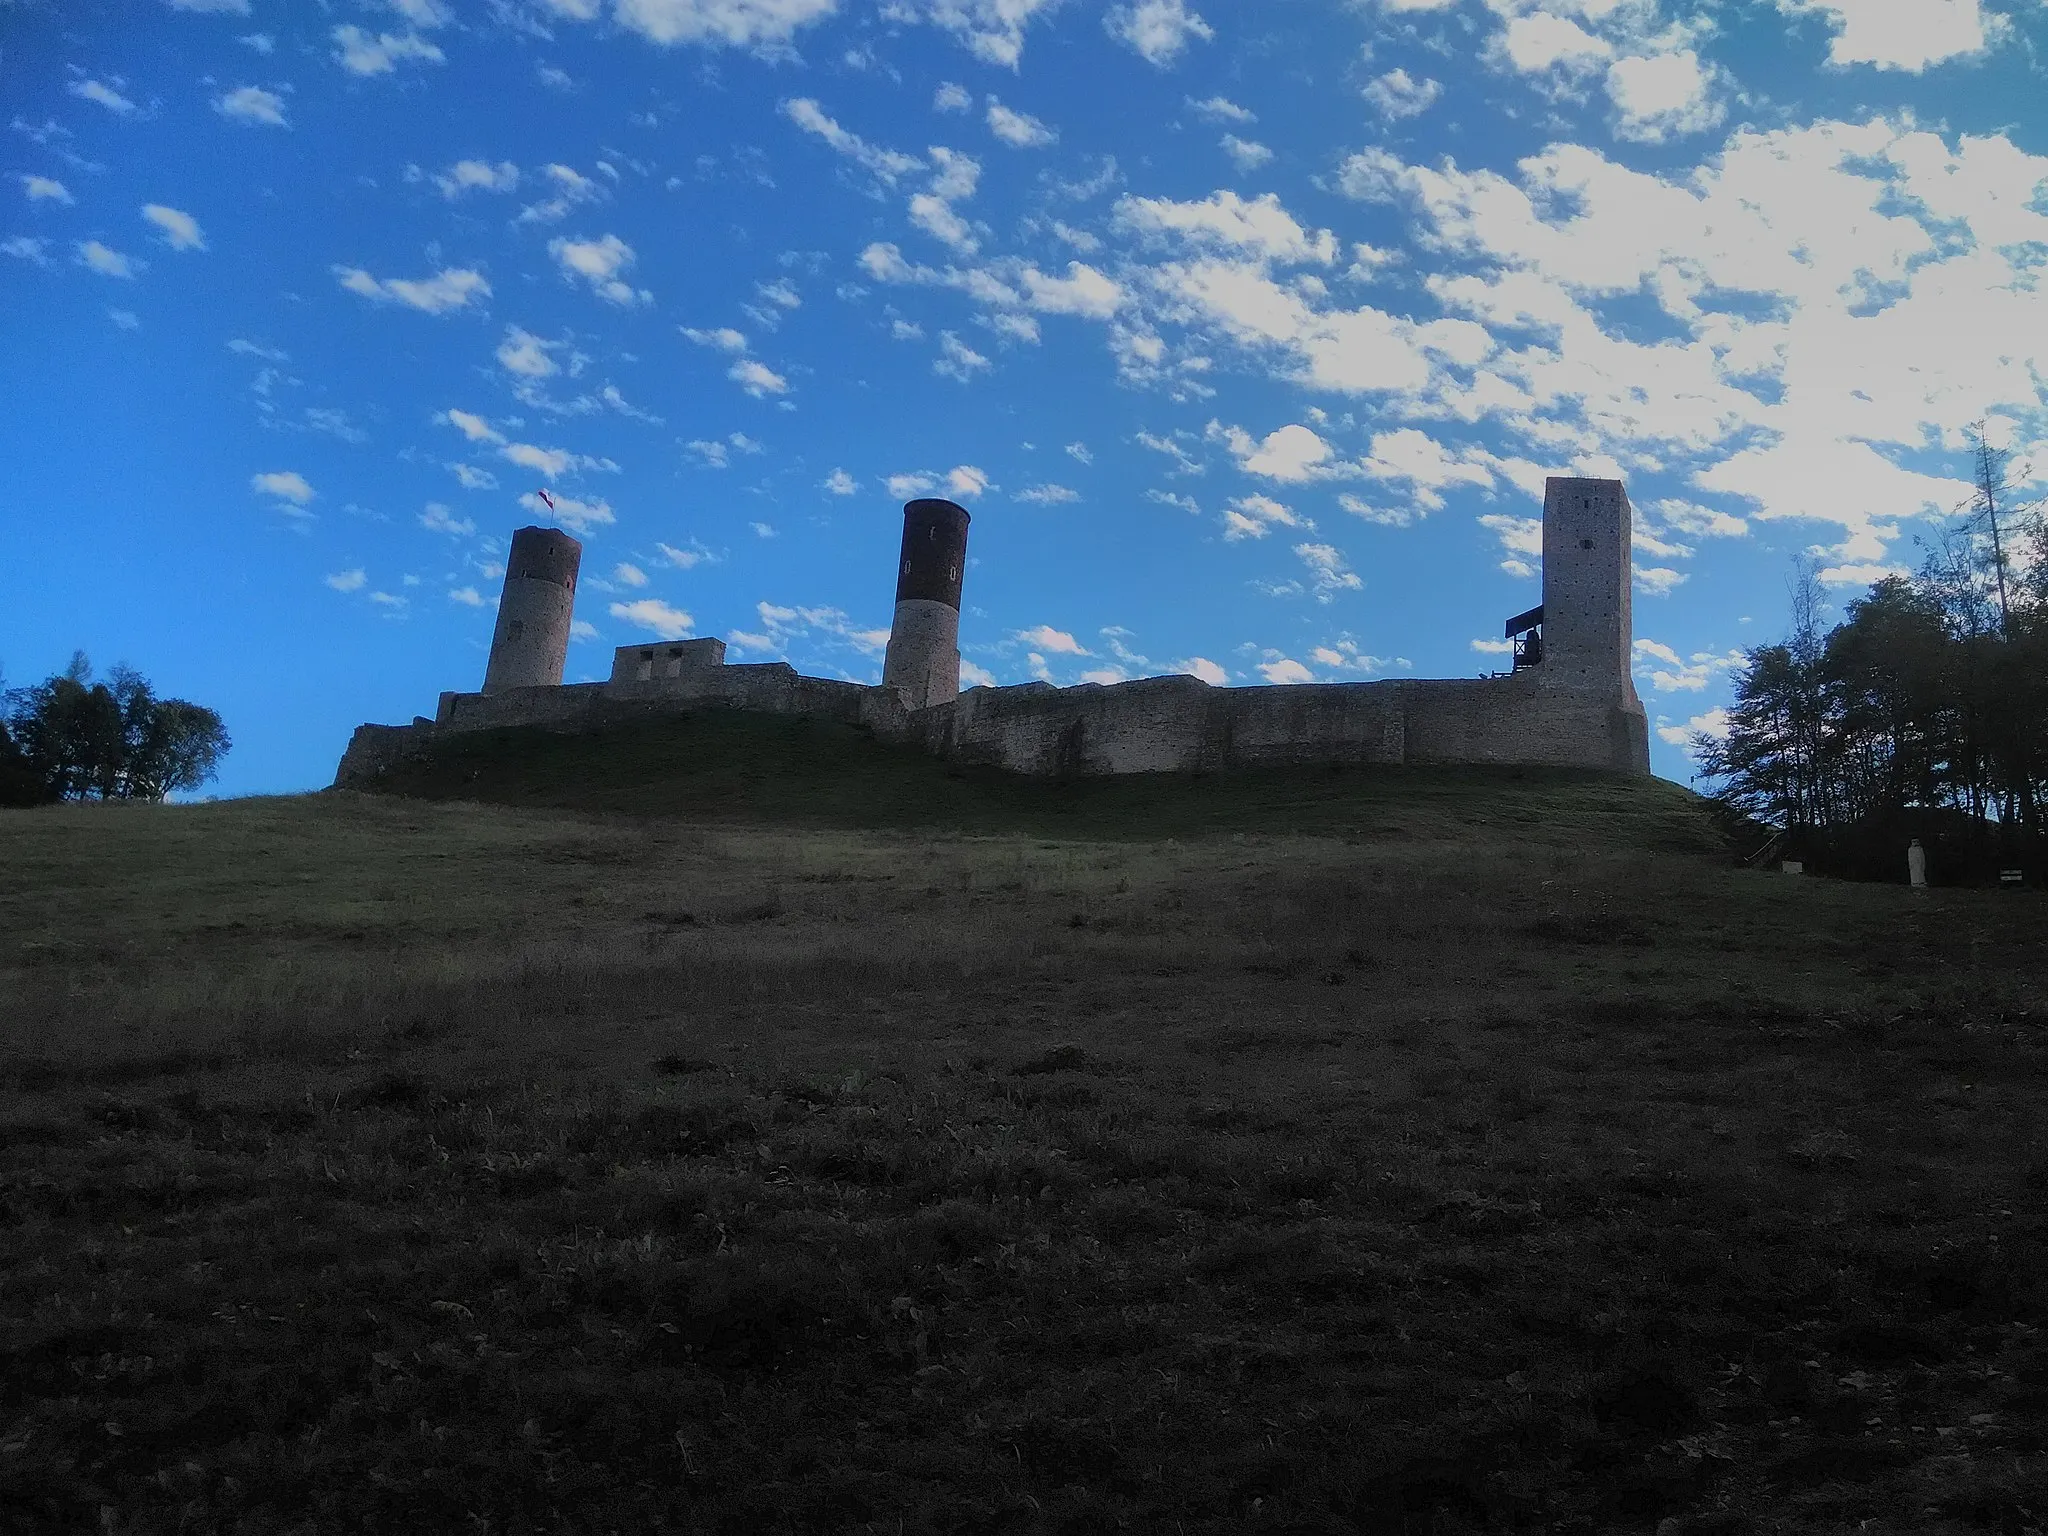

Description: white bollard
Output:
[1908,838,1927,889]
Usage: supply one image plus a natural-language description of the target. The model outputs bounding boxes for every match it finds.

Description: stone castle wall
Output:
[333,646,1650,791]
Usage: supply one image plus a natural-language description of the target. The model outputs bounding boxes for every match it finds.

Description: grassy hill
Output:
[363,707,1730,851]
[2,742,2045,1534]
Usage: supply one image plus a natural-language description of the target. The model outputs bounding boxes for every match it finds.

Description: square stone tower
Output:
[1539,477,1649,771]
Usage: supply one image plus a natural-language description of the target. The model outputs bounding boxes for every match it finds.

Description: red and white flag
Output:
[537,488,556,512]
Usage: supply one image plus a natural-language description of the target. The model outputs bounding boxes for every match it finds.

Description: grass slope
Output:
[363,709,1725,851]
[1,767,2045,1535]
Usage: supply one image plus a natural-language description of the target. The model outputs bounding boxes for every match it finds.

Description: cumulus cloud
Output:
[1017,624,1088,655]
[782,97,923,184]
[1258,657,1313,685]
[20,175,71,203]
[1605,52,1722,143]
[1221,135,1273,171]
[326,569,367,592]
[69,79,137,115]
[729,358,789,397]
[1363,68,1442,120]
[682,325,749,352]
[985,99,1056,148]
[1178,656,1227,684]
[252,470,315,505]
[496,326,560,378]
[76,241,141,279]
[332,25,444,74]
[549,234,647,304]
[1778,0,2007,70]
[900,0,1062,68]
[934,330,990,381]
[1114,188,1339,264]
[610,598,693,638]
[934,82,973,112]
[1105,0,1214,66]
[516,164,604,224]
[518,489,614,533]
[609,0,837,47]
[1295,542,1363,600]
[947,465,990,497]
[141,203,205,251]
[1222,493,1302,541]
[215,85,288,125]
[1021,261,1122,318]
[335,264,489,313]
[1016,483,1080,504]
[435,159,519,197]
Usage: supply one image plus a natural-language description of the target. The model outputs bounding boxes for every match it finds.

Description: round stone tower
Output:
[882,498,971,711]
[482,525,582,694]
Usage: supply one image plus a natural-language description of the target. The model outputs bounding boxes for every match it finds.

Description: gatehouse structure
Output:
[334,477,1651,788]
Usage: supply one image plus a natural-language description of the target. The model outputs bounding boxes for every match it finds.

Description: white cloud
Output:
[1220,135,1273,172]
[1635,566,1688,596]
[141,203,206,251]
[69,80,137,115]
[1605,52,1722,143]
[1496,13,1612,73]
[934,81,973,112]
[1472,637,1516,655]
[782,97,924,184]
[960,659,998,687]
[910,191,978,254]
[887,471,939,498]
[1222,493,1301,541]
[1295,542,1363,601]
[3,238,53,265]
[1259,657,1314,684]
[325,568,366,592]
[253,470,315,505]
[1021,261,1122,318]
[549,234,647,305]
[1018,624,1089,655]
[1114,188,1339,264]
[1187,95,1254,123]
[335,264,489,313]
[729,358,789,397]
[985,99,1056,149]
[1148,489,1200,514]
[683,326,750,352]
[935,331,990,381]
[227,338,287,361]
[610,598,693,638]
[610,0,837,47]
[900,0,1062,68]
[1065,441,1093,464]
[450,586,486,606]
[1105,0,1214,66]
[20,175,71,203]
[518,489,614,533]
[332,25,444,75]
[76,241,141,279]
[613,561,649,587]
[436,159,519,197]
[496,326,559,378]
[657,540,716,569]
[1178,656,1227,684]
[449,464,498,490]
[1657,706,1731,746]
[239,33,274,51]
[1778,0,2006,70]
[420,502,476,536]
[947,465,990,497]
[516,164,604,224]
[440,408,503,444]
[1016,483,1080,504]
[823,468,859,495]
[214,85,289,125]
[1213,421,1335,483]
[108,308,140,329]
[1363,68,1442,120]
[752,521,778,538]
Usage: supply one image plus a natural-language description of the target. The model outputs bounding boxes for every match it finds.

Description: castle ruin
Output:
[334,476,1651,788]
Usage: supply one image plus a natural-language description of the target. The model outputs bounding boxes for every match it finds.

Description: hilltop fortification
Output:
[335,478,1651,789]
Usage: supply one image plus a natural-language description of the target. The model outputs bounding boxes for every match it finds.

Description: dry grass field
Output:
[3,716,2046,1535]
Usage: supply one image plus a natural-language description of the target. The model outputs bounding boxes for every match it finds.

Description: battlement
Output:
[335,479,1652,790]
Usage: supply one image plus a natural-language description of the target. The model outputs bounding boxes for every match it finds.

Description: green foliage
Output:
[1,653,229,805]
[1698,430,2047,870]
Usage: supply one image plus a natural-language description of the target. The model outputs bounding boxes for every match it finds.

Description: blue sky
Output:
[3,0,2044,797]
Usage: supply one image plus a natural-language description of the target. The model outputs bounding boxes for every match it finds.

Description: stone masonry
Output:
[333,479,1651,790]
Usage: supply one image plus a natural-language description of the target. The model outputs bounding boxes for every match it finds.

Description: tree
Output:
[2,654,230,803]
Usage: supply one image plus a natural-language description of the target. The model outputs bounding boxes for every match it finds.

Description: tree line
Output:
[1696,428,2045,882]
[0,653,230,807]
